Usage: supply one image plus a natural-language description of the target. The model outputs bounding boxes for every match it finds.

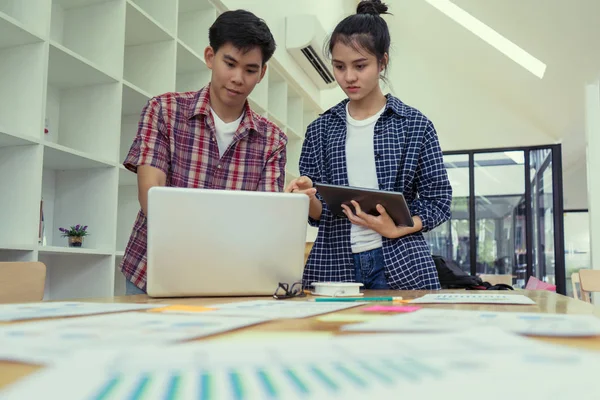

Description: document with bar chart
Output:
[409,293,536,305]
[342,309,600,337]
[0,312,267,365]
[1,328,598,399]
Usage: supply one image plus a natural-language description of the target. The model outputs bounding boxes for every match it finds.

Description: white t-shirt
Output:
[210,108,244,158]
[345,102,386,254]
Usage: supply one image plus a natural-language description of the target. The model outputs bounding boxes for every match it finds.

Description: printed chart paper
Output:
[342,309,600,337]
[0,312,267,365]
[163,300,367,319]
[0,302,163,322]
[361,306,422,313]
[1,328,599,399]
[409,293,536,305]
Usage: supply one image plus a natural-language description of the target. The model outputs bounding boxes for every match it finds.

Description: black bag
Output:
[432,255,482,289]
[432,256,514,290]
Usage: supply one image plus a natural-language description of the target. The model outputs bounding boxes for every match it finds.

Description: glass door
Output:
[424,145,566,294]
[530,149,558,286]
[473,151,525,285]
[424,154,470,273]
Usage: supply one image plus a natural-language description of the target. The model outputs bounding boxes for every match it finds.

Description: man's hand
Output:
[285,176,322,220]
[137,165,167,216]
[341,200,423,239]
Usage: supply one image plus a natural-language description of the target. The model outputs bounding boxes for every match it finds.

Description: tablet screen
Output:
[315,183,414,227]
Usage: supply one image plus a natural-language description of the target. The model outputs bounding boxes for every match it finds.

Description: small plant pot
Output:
[68,236,84,248]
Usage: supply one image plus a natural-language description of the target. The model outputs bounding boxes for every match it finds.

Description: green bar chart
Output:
[87,358,443,399]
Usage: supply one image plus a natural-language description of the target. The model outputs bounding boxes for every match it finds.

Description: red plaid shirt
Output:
[120,84,287,290]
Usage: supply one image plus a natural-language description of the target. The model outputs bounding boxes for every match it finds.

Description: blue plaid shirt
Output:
[300,95,452,290]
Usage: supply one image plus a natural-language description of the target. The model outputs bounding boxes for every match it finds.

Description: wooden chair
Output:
[478,274,513,286]
[0,262,46,303]
[578,269,600,303]
[304,242,314,265]
[571,272,581,300]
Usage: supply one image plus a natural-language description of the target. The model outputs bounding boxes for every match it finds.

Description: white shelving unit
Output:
[0,0,322,300]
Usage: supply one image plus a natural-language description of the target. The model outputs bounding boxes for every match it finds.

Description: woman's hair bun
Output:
[356,0,389,16]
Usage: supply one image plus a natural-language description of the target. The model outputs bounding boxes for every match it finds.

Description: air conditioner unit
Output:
[286,15,336,90]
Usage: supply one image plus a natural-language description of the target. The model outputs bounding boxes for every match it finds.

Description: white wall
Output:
[585,80,600,283]
[385,46,556,151]
[563,160,588,210]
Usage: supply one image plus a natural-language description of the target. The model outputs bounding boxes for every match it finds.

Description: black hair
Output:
[326,0,391,73]
[208,10,276,65]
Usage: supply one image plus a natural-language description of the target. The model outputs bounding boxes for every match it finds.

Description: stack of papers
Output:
[342,309,600,337]
[156,299,367,319]
[0,312,268,365]
[0,302,163,322]
[408,293,536,305]
[1,327,598,399]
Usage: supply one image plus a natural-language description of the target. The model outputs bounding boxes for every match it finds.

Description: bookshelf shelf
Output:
[0,0,322,300]
[50,0,124,79]
[125,0,172,46]
[0,42,46,139]
[0,11,45,49]
[38,246,113,256]
[176,41,211,92]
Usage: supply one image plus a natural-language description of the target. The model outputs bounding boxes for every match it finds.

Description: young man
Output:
[120,10,285,295]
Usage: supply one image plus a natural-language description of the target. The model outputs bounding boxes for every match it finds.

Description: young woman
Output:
[286,0,452,290]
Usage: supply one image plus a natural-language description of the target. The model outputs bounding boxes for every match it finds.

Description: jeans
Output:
[125,279,147,295]
[353,247,390,289]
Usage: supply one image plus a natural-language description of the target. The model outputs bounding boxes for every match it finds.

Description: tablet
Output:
[315,183,414,227]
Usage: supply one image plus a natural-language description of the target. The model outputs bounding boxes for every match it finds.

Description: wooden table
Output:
[1,289,599,390]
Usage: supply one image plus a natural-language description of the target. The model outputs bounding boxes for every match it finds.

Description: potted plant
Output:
[59,225,89,248]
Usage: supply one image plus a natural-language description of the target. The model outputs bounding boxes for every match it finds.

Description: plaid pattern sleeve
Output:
[300,95,451,290]
[409,120,452,232]
[123,97,170,175]
[299,121,325,227]
[257,131,287,192]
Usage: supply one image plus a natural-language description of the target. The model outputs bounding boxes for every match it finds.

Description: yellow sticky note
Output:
[148,305,216,313]
[316,313,386,323]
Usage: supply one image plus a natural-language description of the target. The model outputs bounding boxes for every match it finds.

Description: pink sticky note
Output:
[362,305,422,313]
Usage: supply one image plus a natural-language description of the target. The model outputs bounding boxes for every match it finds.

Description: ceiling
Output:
[381,0,600,172]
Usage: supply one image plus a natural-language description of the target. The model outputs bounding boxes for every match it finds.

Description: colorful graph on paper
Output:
[85,356,443,399]
[2,328,599,399]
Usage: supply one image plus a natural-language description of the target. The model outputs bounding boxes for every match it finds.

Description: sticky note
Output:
[362,305,422,313]
[148,305,216,313]
[316,313,385,322]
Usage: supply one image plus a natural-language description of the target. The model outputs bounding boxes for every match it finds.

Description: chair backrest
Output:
[304,242,314,265]
[0,262,46,303]
[571,272,581,300]
[579,269,600,303]
[478,274,513,286]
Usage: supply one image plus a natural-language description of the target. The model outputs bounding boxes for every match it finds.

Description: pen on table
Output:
[314,296,405,302]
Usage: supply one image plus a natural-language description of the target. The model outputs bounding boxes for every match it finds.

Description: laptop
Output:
[146,187,309,297]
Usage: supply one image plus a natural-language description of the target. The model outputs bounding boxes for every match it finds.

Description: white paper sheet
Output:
[1,327,599,399]
[166,299,367,319]
[0,301,163,322]
[0,312,267,365]
[342,309,600,336]
[409,293,536,305]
